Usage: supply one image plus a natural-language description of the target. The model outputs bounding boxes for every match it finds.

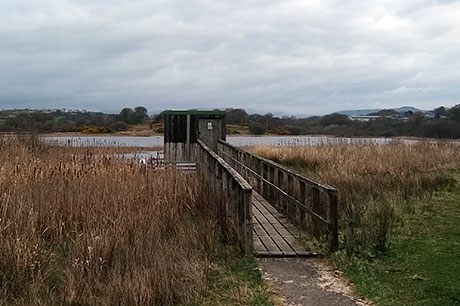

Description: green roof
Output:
[163,109,226,116]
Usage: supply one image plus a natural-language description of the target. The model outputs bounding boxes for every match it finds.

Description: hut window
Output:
[207,122,213,130]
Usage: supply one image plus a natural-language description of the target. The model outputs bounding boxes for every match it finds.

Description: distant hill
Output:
[335,106,427,116]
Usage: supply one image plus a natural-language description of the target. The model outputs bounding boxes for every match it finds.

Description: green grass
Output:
[334,172,460,306]
[193,246,275,306]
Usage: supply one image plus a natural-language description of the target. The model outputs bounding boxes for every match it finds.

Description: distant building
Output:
[163,110,226,162]
[348,115,380,122]
[349,115,413,122]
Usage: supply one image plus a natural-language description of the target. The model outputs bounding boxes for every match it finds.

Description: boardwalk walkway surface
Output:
[252,192,312,257]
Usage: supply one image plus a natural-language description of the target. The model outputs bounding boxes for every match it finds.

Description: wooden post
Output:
[244,152,250,179]
[186,114,191,160]
[243,189,253,255]
[287,175,294,222]
[231,180,238,237]
[226,172,233,226]
[262,163,269,200]
[328,190,339,252]
[273,168,279,210]
[255,158,262,194]
[312,187,320,239]
[238,188,245,251]
[277,170,285,213]
[222,171,229,227]
[216,163,223,221]
[269,166,275,203]
[299,181,307,231]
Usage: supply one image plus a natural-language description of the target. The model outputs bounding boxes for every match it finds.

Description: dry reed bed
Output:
[0,136,215,305]
[250,142,460,250]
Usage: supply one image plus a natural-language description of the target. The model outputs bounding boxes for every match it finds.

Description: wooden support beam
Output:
[328,190,339,252]
[312,187,320,239]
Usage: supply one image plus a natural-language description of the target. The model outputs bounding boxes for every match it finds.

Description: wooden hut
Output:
[163,110,226,161]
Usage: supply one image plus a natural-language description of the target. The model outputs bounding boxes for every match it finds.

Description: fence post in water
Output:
[328,190,339,252]
[312,187,321,239]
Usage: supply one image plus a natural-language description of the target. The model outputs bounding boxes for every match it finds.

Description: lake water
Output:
[43,135,419,147]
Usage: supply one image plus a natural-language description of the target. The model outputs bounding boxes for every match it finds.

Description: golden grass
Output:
[0,136,216,305]
[250,142,460,250]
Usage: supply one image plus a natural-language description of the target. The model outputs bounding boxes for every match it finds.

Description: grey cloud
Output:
[1,0,460,115]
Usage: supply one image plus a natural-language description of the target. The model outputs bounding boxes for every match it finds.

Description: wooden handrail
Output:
[218,148,329,225]
[218,140,337,191]
[196,140,253,254]
[198,140,252,191]
[218,139,339,252]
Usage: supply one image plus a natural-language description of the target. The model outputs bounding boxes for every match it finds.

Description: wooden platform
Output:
[252,192,313,257]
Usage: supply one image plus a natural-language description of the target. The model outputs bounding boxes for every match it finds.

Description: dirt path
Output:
[257,258,371,306]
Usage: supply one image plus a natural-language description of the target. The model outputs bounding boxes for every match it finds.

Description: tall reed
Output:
[251,142,460,251]
[0,135,216,305]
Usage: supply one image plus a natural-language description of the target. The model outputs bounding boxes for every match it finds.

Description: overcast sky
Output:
[1,0,460,115]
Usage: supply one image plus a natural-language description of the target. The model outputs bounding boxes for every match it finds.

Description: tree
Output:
[118,107,148,125]
[134,106,148,122]
[433,106,447,118]
[249,122,266,135]
[320,114,351,126]
[119,108,134,124]
[226,108,248,124]
[448,106,460,122]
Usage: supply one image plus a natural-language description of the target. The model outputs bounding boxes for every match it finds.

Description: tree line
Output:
[0,107,149,133]
[223,105,460,139]
[2,105,460,139]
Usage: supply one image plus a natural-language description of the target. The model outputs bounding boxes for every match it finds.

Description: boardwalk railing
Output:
[195,140,253,254]
[218,140,338,252]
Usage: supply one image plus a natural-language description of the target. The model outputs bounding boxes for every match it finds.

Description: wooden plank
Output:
[255,220,297,256]
[252,195,299,256]
[253,197,298,236]
[257,233,281,254]
[270,222,296,240]
[251,190,318,257]
[253,222,267,236]
[253,235,268,255]
[259,201,299,235]
[253,209,285,255]
[256,219,295,254]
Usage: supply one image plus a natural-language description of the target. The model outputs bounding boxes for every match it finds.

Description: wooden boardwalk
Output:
[252,192,313,257]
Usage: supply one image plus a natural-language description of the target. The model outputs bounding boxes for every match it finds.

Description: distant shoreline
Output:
[37,132,459,143]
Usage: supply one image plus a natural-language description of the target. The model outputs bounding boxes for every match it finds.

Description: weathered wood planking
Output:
[252,191,314,257]
[196,140,253,255]
[218,140,339,252]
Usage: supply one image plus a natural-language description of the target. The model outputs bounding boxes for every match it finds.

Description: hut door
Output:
[198,119,220,152]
